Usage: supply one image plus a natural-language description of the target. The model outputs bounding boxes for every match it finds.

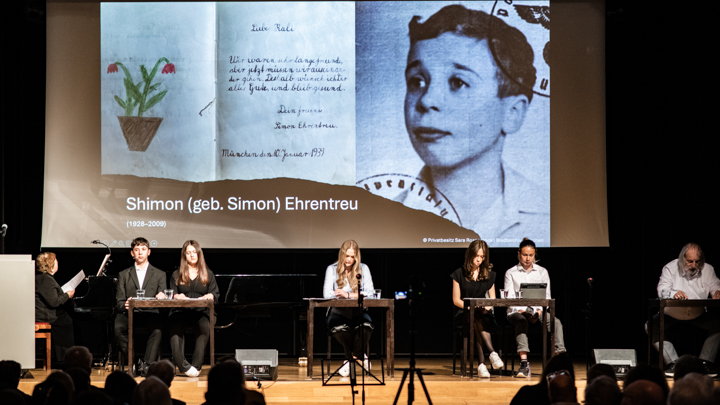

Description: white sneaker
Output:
[186,366,200,377]
[339,361,350,377]
[363,354,371,372]
[478,363,490,378]
[489,351,504,369]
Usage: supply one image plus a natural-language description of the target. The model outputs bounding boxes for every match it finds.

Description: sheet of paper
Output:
[216,2,356,184]
[61,270,86,293]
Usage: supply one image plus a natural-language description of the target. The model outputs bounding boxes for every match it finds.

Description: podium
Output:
[0,255,35,368]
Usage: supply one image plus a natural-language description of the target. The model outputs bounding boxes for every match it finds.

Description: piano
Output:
[73,275,117,366]
[215,274,317,357]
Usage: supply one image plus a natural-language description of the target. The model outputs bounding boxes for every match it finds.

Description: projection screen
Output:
[43,0,607,248]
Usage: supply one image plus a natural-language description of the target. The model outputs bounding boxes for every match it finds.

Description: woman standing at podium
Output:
[322,240,375,377]
[169,240,219,377]
[451,239,503,378]
[35,252,75,362]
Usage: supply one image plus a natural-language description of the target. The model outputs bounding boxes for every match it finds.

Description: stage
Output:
[19,357,614,405]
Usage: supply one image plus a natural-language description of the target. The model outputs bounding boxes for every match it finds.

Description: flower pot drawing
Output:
[117,116,163,151]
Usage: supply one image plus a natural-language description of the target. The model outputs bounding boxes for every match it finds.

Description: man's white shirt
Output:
[504,263,552,314]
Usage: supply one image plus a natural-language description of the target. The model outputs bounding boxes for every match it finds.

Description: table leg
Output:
[307,303,314,379]
[658,303,665,369]
[542,305,547,372]
[387,303,394,377]
[647,305,654,366]
[468,303,475,379]
[210,302,215,367]
[128,306,134,376]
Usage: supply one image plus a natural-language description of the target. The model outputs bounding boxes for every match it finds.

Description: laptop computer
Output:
[520,283,547,299]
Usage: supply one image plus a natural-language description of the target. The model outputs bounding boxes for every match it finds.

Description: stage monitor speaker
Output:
[236,349,279,381]
[593,349,636,376]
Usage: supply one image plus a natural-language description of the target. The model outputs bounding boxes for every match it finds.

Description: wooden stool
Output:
[35,322,52,371]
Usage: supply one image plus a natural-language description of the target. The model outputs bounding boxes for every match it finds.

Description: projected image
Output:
[355,1,550,246]
[101,2,356,185]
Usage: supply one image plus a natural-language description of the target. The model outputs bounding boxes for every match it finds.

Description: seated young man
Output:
[114,237,167,376]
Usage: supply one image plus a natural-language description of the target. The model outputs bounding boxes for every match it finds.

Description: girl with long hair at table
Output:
[451,239,503,377]
[168,240,218,377]
[322,240,375,377]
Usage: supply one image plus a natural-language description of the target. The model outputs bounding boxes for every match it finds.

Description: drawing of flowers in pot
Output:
[107,58,175,151]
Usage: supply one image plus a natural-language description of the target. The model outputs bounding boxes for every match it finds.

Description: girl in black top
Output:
[169,240,219,377]
[35,252,75,361]
[451,240,503,376]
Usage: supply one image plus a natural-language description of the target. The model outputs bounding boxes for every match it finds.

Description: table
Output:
[127,298,215,374]
[305,298,394,379]
[647,298,720,369]
[463,298,555,379]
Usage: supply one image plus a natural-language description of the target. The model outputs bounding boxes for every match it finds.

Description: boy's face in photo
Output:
[404,32,508,170]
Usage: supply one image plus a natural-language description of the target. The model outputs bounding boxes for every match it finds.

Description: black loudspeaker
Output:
[235,349,279,381]
[593,349,636,376]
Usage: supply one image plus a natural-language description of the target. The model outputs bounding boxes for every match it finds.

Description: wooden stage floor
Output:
[15,357,642,405]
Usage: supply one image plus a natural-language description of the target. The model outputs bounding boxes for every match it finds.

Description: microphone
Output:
[356,274,362,280]
[587,278,593,285]
[92,240,102,244]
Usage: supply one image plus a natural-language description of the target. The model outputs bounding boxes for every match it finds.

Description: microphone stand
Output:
[92,240,112,276]
[351,273,366,405]
[91,240,113,368]
[583,278,593,373]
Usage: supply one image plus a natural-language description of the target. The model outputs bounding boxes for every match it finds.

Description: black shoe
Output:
[664,362,675,377]
[701,360,719,378]
[515,360,531,378]
[136,359,148,377]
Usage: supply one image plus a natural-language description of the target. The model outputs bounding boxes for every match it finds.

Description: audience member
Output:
[621,365,669,400]
[0,388,26,405]
[65,368,91,397]
[510,353,574,405]
[667,372,713,405]
[104,370,137,405]
[147,360,186,405]
[70,390,113,405]
[203,359,266,405]
[620,380,664,405]
[45,371,76,400]
[63,347,93,374]
[587,363,617,382]
[548,373,578,405]
[32,377,72,405]
[133,376,172,405]
[0,360,33,403]
[673,354,706,380]
[584,375,621,405]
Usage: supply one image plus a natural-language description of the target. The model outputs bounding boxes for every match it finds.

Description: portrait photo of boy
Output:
[356,1,550,246]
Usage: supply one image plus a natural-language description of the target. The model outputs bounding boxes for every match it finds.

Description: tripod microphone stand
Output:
[393,278,432,405]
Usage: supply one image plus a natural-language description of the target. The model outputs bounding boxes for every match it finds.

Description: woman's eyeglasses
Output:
[546,369,571,383]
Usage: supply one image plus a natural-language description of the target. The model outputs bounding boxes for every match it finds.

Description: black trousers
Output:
[114,312,163,364]
[169,310,212,372]
[327,309,373,360]
[48,311,74,362]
